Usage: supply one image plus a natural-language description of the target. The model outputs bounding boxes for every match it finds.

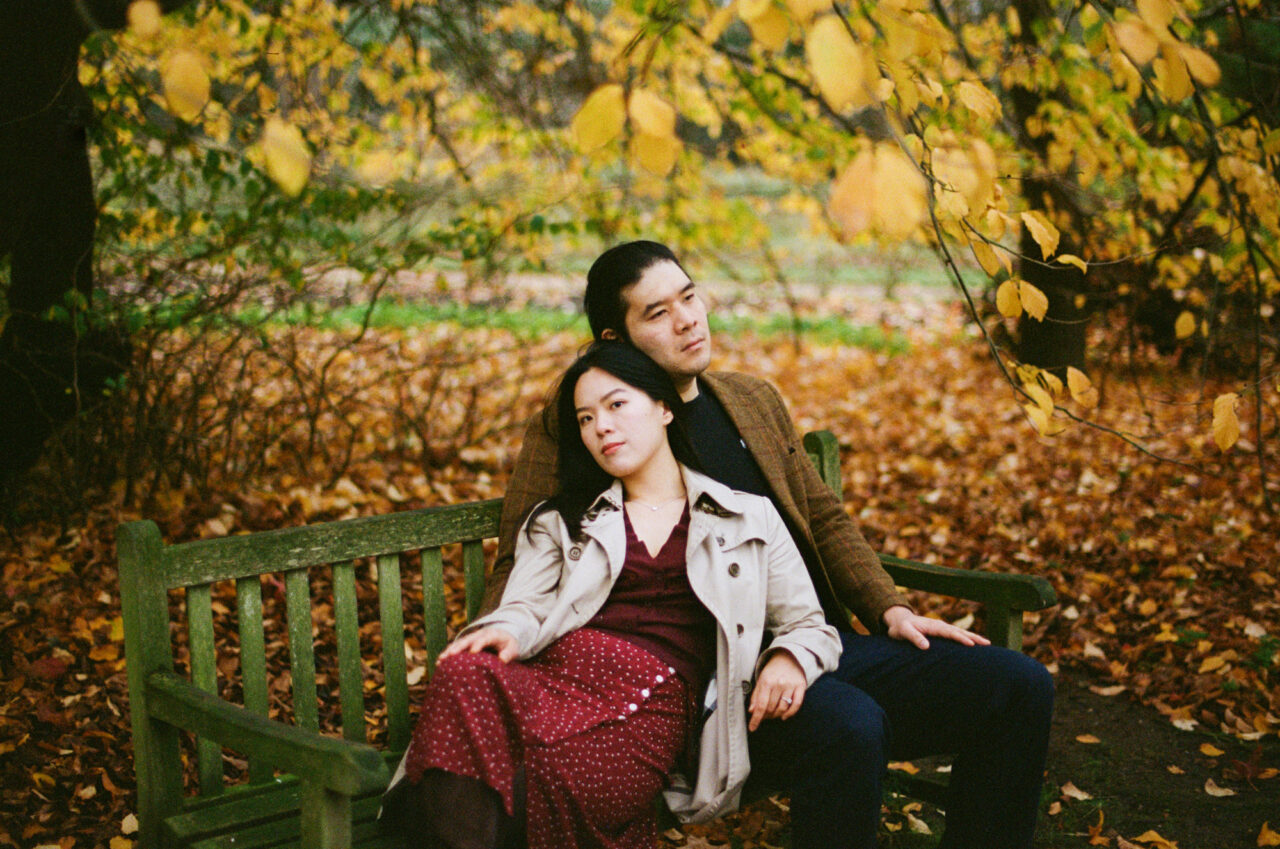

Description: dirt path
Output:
[1038,665,1279,848]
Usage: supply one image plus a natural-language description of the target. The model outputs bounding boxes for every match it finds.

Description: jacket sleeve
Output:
[758,378,911,632]
[755,502,842,685]
[482,407,561,615]
[463,510,564,655]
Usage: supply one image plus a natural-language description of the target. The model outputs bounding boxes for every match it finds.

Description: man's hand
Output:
[438,627,520,663]
[748,650,807,732]
[883,605,991,650]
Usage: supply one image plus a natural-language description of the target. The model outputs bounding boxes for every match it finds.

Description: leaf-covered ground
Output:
[1,286,1276,848]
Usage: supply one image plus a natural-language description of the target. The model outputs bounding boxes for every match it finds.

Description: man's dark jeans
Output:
[747,632,1054,849]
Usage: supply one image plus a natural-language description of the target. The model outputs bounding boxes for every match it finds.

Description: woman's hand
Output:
[438,627,520,664]
[883,605,991,650]
[747,650,807,732]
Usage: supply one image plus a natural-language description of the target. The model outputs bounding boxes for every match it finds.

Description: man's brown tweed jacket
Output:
[480,371,909,631]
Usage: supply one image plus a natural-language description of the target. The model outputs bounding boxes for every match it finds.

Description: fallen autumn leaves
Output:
[0,298,1275,848]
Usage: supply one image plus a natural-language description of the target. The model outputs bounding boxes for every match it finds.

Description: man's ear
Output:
[601,328,619,341]
[660,402,673,426]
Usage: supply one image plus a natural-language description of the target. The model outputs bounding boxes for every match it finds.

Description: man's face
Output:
[610,260,711,399]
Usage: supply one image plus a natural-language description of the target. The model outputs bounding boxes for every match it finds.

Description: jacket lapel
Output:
[578,484,627,581]
[700,373,805,528]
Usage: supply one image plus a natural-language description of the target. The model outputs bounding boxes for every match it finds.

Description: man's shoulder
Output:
[703,370,782,399]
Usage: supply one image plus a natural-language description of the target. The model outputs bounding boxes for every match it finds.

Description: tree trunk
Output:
[1007,0,1088,374]
[0,1,187,487]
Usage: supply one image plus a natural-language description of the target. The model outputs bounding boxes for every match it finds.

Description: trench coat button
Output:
[741,680,752,695]
[716,535,725,547]
[736,624,745,635]
[727,562,740,577]
[568,546,582,560]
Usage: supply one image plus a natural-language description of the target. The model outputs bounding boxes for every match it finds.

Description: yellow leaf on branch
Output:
[1025,382,1055,415]
[1024,403,1065,436]
[739,0,775,20]
[1212,392,1240,451]
[1154,45,1193,101]
[829,144,926,241]
[1019,279,1049,321]
[571,84,626,152]
[1174,310,1196,339]
[1020,210,1060,259]
[1114,19,1159,65]
[1258,822,1280,847]
[806,14,873,111]
[1137,0,1176,32]
[1178,44,1221,87]
[630,132,681,176]
[996,279,1021,317]
[783,0,832,23]
[260,118,311,197]
[1057,254,1088,274]
[971,240,1001,277]
[628,89,677,139]
[747,4,791,50]
[127,0,163,39]
[160,50,210,122]
[957,80,1002,122]
[1067,367,1099,408]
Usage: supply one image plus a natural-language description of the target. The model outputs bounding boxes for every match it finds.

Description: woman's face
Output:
[573,367,673,481]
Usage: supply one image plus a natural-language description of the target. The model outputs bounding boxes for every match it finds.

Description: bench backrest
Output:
[119,433,843,802]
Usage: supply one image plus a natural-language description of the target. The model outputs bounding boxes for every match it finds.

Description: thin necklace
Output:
[626,495,685,512]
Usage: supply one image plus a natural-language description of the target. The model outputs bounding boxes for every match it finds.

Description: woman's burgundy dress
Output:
[402,507,716,849]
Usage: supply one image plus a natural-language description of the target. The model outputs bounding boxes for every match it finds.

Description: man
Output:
[483,240,1053,849]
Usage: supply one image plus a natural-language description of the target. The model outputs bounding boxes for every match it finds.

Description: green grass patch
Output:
[301,300,585,337]
[710,313,911,353]
[281,299,910,353]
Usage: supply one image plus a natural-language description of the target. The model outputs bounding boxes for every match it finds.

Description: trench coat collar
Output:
[579,464,748,526]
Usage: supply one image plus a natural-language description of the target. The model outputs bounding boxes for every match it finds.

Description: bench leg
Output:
[300,781,353,849]
[985,604,1023,652]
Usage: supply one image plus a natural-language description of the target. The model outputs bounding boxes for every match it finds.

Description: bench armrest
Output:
[145,671,390,796]
[878,554,1057,611]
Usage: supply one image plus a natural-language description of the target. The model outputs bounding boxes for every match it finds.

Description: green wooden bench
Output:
[119,430,1057,849]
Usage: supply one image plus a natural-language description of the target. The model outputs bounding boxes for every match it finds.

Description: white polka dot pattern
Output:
[403,628,693,849]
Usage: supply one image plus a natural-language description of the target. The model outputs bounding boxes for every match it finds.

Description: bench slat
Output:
[237,576,272,783]
[182,790,387,849]
[285,568,320,732]
[463,540,485,623]
[187,583,224,796]
[378,553,411,752]
[160,500,503,587]
[421,548,447,673]
[333,560,366,743]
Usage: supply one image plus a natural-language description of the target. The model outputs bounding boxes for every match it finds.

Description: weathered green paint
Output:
[285,568,320,732]
[421,547,447,672]
[378,553,411,752]
[237,576,272,783]
[187,582,223,796]
[332,560,366,744]
[118,430,1056,848]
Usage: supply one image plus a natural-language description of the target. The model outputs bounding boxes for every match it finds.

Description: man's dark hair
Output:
[530,340,702,539]
[583,240,688,341]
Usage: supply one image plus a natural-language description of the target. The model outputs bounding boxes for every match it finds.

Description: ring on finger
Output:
[781,696,793,706]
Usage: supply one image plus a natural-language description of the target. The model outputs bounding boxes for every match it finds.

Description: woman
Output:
[385,341,841,849]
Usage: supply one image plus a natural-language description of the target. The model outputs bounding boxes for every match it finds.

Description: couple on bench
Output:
[381,241,1053,849]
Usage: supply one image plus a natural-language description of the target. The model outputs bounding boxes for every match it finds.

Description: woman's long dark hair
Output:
[530,341,703,540]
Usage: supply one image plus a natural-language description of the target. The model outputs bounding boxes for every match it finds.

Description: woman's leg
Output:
[522,678,689,849]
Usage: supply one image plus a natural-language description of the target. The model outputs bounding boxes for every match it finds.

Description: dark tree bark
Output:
[1007,0,1089,375]
[0,0,187,486]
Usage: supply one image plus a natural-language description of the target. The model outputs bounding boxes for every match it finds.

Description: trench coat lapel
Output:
[578,483,627,582]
